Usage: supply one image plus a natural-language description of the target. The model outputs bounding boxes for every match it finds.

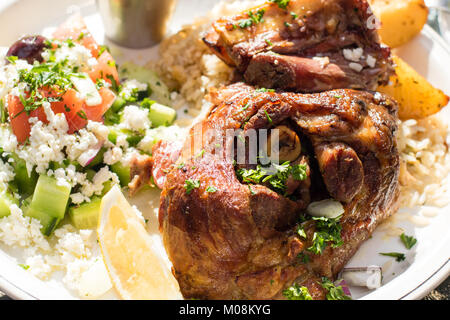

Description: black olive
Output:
[6,35,49,64]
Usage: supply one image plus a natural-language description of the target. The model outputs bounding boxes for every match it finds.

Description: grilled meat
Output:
[158,83,400,299]
[203,0,394,92]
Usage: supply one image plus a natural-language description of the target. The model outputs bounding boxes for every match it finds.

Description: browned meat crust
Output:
[203,0,394,92]
[158,83,400,299]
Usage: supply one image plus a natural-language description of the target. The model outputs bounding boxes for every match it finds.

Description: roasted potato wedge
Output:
[377,55,449,119]
[369,0,429,48]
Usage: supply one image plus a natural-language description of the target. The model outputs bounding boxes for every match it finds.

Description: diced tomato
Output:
[7,95,32,144]
[84,87,115,122]
[88,51,120,86]
[49,89,88,134]
[7,87,90,142]
[53,13,100,57]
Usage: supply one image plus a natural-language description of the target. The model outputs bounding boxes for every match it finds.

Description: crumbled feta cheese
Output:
[349,62,363,72]
[71,74,102,106]
[41,42,96,72]
[103,146,123,165]
[343,47,364,62]
[80,166,119,198]
[137,125,187,154]
[119,79,148,101]
[86,121,109,141]
[119,105,151,131]
[0,158,15,190]
[366,54,376,68]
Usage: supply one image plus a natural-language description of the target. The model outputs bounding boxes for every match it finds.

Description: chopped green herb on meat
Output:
[283,283,313,300]
[297,215,343,255]
[320,277,352,300]
[270,0,290,9]
[236,161,307,195]
[184,179,200,194]
[236,9,266,29]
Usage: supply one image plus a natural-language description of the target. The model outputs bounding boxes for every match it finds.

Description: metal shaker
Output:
[96,0,177,48]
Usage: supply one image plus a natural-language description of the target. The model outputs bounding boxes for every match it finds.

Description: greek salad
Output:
[0,14,181,236]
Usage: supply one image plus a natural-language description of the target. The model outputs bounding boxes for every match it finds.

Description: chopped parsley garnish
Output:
[6,55,18,64]
[320,277,352,300]
[18,264,30,270]
[264,110,272,124]
[177,162,185,169]
[12,57,79,117]
[236,161,307,195]
[77,32,85,41]
[235,103,250,114]
[400,233,417,250]
[76,110,88,120]
[236,9,266,29]
[106,74,120,92]
[290,12,298,19]
[269,0,290,9]
[255,88,275,93]
[284,22,292,28]
[297,215,344,255]
[282,283,312,300]
[265,39,273,46]
[379,252,406,262]
[184,179,200,194]
[195,149,205,158]
[206,186,217,193]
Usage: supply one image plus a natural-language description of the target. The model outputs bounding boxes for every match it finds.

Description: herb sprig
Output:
[400,233,417,250]
[184,179,200,194]
[282,283,312,300]
[320,277,352,300]
[236,161,307,195]
[297,215,344,255]
[236,9,266,29]
[379,252,406,262]
[269,0,290,9]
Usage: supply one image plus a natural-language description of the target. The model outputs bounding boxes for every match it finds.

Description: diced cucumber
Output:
[20,195,32,216]
[104,108,121,125]
[85,169,97,182]
[101,180,114,195]
[25,175,71,236]
[69,197,102,229]
[107,128,119,144]
[50,159,81,171]
[108,128,143,147]
[119,62,172,106]
[111,96,126,112]
[0,190,19,218]
[110,162,130,187]
[10,154,38,197]
[141,99,176,127]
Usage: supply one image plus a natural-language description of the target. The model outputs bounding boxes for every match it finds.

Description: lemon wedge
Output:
[97,185,182,300]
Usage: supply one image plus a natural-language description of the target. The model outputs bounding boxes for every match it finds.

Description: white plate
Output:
[0,0,449,300]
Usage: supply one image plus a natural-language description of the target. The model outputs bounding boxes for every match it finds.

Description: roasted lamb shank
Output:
[158,83,400,299]
[203,0,393,92]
